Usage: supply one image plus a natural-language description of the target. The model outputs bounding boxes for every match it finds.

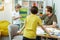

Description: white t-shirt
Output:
[12,11,20,24]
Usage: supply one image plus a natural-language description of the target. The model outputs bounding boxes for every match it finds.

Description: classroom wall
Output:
[54,0,60,27]
[4,0,12,23]
[0,0,14,23]
[46,0,53,6]
[0,12,4,20]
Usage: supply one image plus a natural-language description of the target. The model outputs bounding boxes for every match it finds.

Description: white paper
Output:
[36,27,45,35]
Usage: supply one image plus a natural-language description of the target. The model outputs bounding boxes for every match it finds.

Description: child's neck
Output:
[31,13,36,15]
[16,10,19,12]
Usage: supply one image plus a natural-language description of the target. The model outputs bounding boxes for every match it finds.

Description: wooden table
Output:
[19,26,60,40]
[37,34,60,40]
[19,31,60,40]
[36,26,60,40]
[20,33,60,40]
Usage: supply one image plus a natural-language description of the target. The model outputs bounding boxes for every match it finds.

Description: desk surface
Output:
[19,27,60,39]
[20,33,59,39]
[37,34,59,38]
[37,27,60,38]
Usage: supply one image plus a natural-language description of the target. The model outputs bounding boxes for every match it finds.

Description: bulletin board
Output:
[0,0,4,11]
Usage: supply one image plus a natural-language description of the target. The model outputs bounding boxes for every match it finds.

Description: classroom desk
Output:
[37,34,58,38]
[19,25,60,40]
[20,33,60,40]
[37,34,60,39]
[36,26,60,40]
[20,31,60,40]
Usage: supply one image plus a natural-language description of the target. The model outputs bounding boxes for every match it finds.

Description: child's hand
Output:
[20,15,22,18]
[18,15,22,18]
[17,31,22,35]
[49,35,57,38]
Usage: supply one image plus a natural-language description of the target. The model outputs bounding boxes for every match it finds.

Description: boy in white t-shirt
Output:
[12,4,22,29]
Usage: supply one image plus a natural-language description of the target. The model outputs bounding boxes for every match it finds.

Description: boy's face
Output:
[45,8,50,16]
[15,7,20,11]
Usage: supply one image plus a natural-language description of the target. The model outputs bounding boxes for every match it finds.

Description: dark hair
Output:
[46,6,53,13]
[15,4,21,8]
[30,6,38,14]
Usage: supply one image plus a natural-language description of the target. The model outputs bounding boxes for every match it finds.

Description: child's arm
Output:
[12,16,22,20]
[40,25,51,36]
[20,24,25,32]
[17,24,25,34]
[17,18,26,34]
[38,17,52,37]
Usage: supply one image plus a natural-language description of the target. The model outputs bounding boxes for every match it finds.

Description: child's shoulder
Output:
[25,15,30,18]
[36,16,41,20]
[35,15,40,18]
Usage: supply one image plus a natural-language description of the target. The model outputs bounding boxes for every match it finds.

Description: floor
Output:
[0,35,60,40]
[1,35,23,40]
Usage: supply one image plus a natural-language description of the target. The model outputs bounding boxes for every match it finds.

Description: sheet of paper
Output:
[36,27,45,35]
[36,27,60,36]
[46,28,60,35]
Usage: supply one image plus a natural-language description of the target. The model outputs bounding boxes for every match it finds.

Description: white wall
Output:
[45,0,53,6]
[54,0,60,27]
[4,0,12,23]
[0,11,4,20]
[0,0,14,23]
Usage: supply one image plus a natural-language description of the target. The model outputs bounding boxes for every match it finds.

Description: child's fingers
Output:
[17,31,20,33]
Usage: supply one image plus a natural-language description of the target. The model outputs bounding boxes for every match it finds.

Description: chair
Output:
[8,24,19,40]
